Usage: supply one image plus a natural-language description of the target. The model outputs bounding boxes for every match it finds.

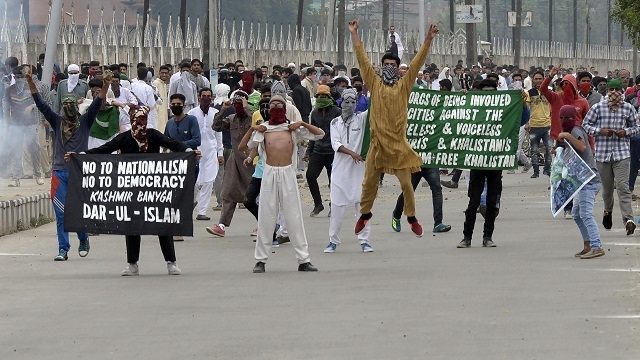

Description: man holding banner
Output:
[79,106,199,276]
[349,19,440,237]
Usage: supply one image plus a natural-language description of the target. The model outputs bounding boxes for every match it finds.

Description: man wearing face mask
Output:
[27,67,112,261]
[82,105,198,276]
[188,88,223,222]
[582,78,640,235]
[287,73,312,123]
[593,76,608,97]
[165,93,202,241]
[305,84,341,217]
[324,88,373,253]
[540,64,590,145]
[54,64,89,114]
[4,66,45,187]
[206,90,255,237]
[338,76,368,112]
[331,77,349,102]
[301,68,317,99]
[240,95,325,273]
[556,105,603,259]
[577,72,602,107]
[349,19,439,237]
[168,62,198,112]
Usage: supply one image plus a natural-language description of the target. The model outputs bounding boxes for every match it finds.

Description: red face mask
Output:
[233,101,246,117]
[561,118,576,132]
[579,82,591,95]
[269,102,287,125]
[562,82,575,104]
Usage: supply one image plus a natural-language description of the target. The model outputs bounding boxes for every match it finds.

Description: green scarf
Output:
[89,106,120,140]
[314,97,334,109]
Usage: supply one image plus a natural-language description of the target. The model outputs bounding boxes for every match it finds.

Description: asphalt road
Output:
[1,171,639,359]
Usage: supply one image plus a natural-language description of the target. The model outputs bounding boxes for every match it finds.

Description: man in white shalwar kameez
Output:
[243,95,325,273]
[188,88,223,220]
[324,89,372,253]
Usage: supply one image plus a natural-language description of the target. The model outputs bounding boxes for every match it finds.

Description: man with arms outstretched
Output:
[349,19,439,237]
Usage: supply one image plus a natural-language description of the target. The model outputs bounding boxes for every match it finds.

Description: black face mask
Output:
[354,85,363,93]
[259,108,270,122]
[171,105,184,116]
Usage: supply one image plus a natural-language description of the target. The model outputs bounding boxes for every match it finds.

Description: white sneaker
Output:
[121,263,139,276]
[167,261,182,275]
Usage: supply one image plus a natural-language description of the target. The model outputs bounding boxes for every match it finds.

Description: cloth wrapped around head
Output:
[268,95,288,125]
[240,71,255,94]
[213,83,231,106]
[61,94,80,144]
[340,88,358,120]
[559,105,577,132]
[231,89,249,116]
[271,80,287,99]
[129,105,151,152]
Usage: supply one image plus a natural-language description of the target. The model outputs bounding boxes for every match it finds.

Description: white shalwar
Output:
[248,124,324,264]
[188,106,223,216]
[329,111,371,245]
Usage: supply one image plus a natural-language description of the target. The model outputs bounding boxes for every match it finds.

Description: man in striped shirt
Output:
[582,78,640,235]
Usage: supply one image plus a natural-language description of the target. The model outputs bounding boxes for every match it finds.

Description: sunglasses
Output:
[269,103,285,109]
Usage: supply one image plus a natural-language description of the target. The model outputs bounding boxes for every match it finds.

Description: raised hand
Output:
[103,69,114,82]
[348,19,359,34]
[549,64,561,78]
[426,24,439,41]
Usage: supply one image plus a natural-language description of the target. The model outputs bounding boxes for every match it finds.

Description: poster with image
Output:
[550,143,596,217]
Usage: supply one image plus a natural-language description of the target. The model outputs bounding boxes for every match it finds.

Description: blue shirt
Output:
[164,114,201,150]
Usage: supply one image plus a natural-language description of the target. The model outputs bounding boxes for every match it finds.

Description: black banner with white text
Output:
[65,152,196,236]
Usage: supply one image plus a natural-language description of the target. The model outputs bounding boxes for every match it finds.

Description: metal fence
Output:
[0,3,634,71]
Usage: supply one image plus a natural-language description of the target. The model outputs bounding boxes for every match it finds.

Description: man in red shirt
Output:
[540,65,590,142]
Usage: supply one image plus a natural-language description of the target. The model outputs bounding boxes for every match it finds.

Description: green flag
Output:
[407,88,522,170]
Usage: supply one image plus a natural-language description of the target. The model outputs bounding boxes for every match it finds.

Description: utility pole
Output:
[180,0,187,40]
[337,0,345,65]
[465,0,476,67]
[382,0,389,33]
[43,0,63,87]
[485,0,491,46]
[325,0,336,61]
[419,0,425,47]
[548,0,553,47]
[607,0,611,45]
[209,0,218,68]
[513,0,522,67]
[297,0,304,40]
[573,0,577,57]
[449,0,455,35]
[142,0,150,45]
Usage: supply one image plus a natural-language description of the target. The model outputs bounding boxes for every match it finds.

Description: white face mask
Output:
[67,73,80,92]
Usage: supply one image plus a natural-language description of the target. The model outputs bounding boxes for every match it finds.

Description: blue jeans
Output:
[572,182,601,249]
[52,170,88,251]
[529,126,551,175]
[629,135,640,191]
[393,168,443,226]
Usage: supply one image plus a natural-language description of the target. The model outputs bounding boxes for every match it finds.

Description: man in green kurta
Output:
[350,19,439,238]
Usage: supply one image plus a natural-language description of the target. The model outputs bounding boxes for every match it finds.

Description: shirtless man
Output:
[238,95,324,273]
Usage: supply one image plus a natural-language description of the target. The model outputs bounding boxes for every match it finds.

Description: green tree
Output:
[611,0,640,46]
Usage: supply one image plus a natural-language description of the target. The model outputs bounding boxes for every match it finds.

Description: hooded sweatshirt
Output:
[540,74,590,140]
[287,74,312,120]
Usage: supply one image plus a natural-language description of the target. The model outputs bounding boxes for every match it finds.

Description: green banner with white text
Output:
[406,89,522,170]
